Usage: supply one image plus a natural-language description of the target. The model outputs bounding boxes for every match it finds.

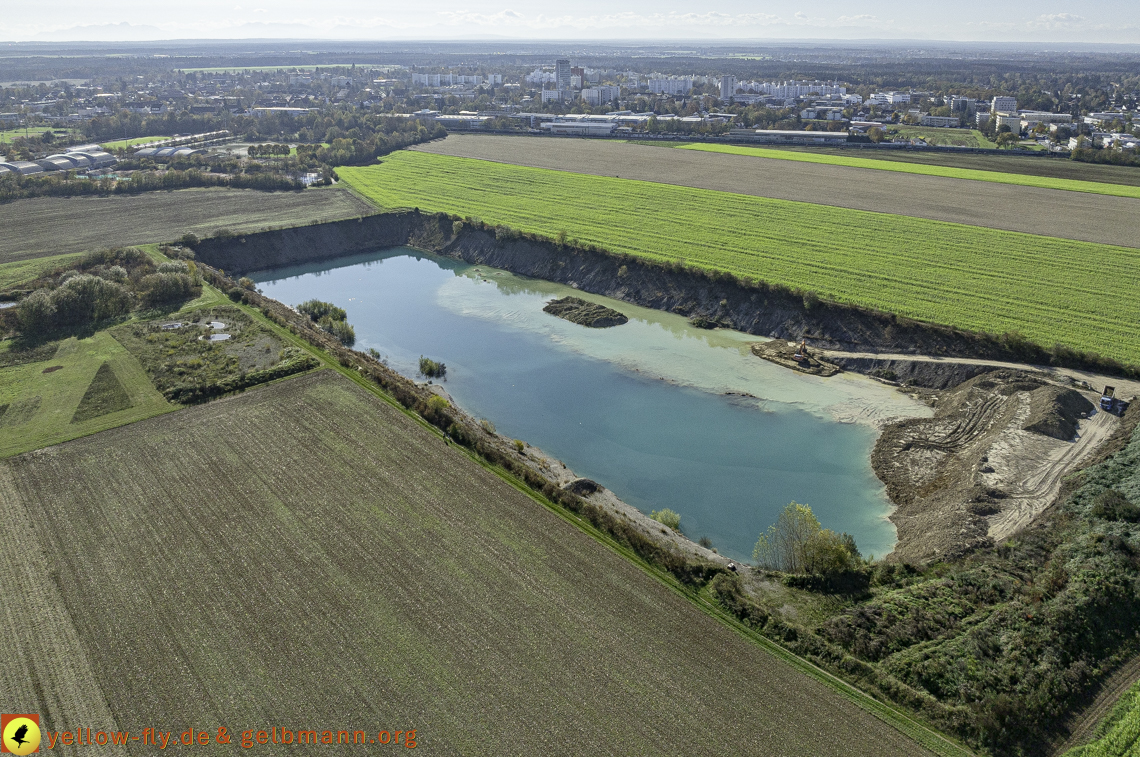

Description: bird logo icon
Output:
[1,715,40,755]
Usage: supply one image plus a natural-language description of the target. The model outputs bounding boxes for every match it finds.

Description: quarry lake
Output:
[252,248,929,562]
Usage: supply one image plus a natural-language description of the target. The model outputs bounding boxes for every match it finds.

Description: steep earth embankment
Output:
[194,211,1126,386]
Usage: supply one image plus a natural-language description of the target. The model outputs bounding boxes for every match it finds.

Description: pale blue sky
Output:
[4,0,1138,44]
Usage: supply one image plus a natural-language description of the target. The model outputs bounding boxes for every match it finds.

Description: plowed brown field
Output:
[0,370,937,756]
[0,186,375,264]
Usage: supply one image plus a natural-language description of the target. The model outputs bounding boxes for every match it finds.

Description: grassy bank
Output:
[99,134,173,150]
[674,143,1140,199]
[891,126,998,149]
[339,151,1140,365]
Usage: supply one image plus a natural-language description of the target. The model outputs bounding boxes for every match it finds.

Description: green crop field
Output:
[340,151,1140,365]
[0,126,79,144]
[99,135,173,150]
[675,143,1140,198]
[0,369,943,756]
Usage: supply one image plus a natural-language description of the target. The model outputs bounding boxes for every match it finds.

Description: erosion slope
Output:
[0,370,935,757]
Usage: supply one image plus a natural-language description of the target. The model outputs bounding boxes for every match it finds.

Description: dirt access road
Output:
[823,349,1131,562]
[416,135,1140,249]
[817,349,1140,400]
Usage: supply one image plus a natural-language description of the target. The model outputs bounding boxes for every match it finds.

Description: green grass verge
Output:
[675,143,1140,199]
[99,135,173,150]
[0,331,176,457]
[339,151,1140,365]
[0,252,84,290]
[892,126,998,149]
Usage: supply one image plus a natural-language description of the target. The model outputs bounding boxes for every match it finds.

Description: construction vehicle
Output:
[1101,386,1118,414]
[793,338,808,362]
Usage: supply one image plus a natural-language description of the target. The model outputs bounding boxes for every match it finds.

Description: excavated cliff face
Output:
[440,226,1006,363]
[191,211,1017,381]
[193,212,419,273]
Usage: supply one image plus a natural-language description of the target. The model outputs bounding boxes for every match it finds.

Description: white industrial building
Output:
[869,91,911,107]
[740,129,849,145]
[1085,111,1130,125]
[0,161,44,175]
[545,120,618,136]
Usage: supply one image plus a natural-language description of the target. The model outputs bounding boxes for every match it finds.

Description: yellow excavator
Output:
[793,337,809,362]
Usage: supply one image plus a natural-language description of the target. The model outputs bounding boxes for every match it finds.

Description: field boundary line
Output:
[674,143,1140,199]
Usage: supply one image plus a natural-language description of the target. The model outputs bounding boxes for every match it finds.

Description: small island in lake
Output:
[543,297,629,328]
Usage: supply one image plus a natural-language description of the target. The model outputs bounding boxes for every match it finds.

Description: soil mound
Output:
[543,297,628,328]
[1022,385,1095,440]
[874,370,1116,562]
[563,478,604,496]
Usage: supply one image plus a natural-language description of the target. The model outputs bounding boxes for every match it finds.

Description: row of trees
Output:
[247,143,291,157]
[0,169,302,204]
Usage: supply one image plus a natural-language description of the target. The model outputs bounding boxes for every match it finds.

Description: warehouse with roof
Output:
[134,146,207,158]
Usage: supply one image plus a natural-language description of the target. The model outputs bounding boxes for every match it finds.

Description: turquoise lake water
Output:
[251,249,928,562]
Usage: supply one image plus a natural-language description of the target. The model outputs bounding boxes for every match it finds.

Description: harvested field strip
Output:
[0,186,377,264]
[416,136,1140,248]
[676,143,1140,199]
[0,332,175,457]
[340,152,1140,365]
[0,370,943,756]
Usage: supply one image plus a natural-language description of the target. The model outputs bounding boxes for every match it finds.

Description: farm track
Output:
[0,370,940,756]
[0,186,376,264]
[415,136,1140,249]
